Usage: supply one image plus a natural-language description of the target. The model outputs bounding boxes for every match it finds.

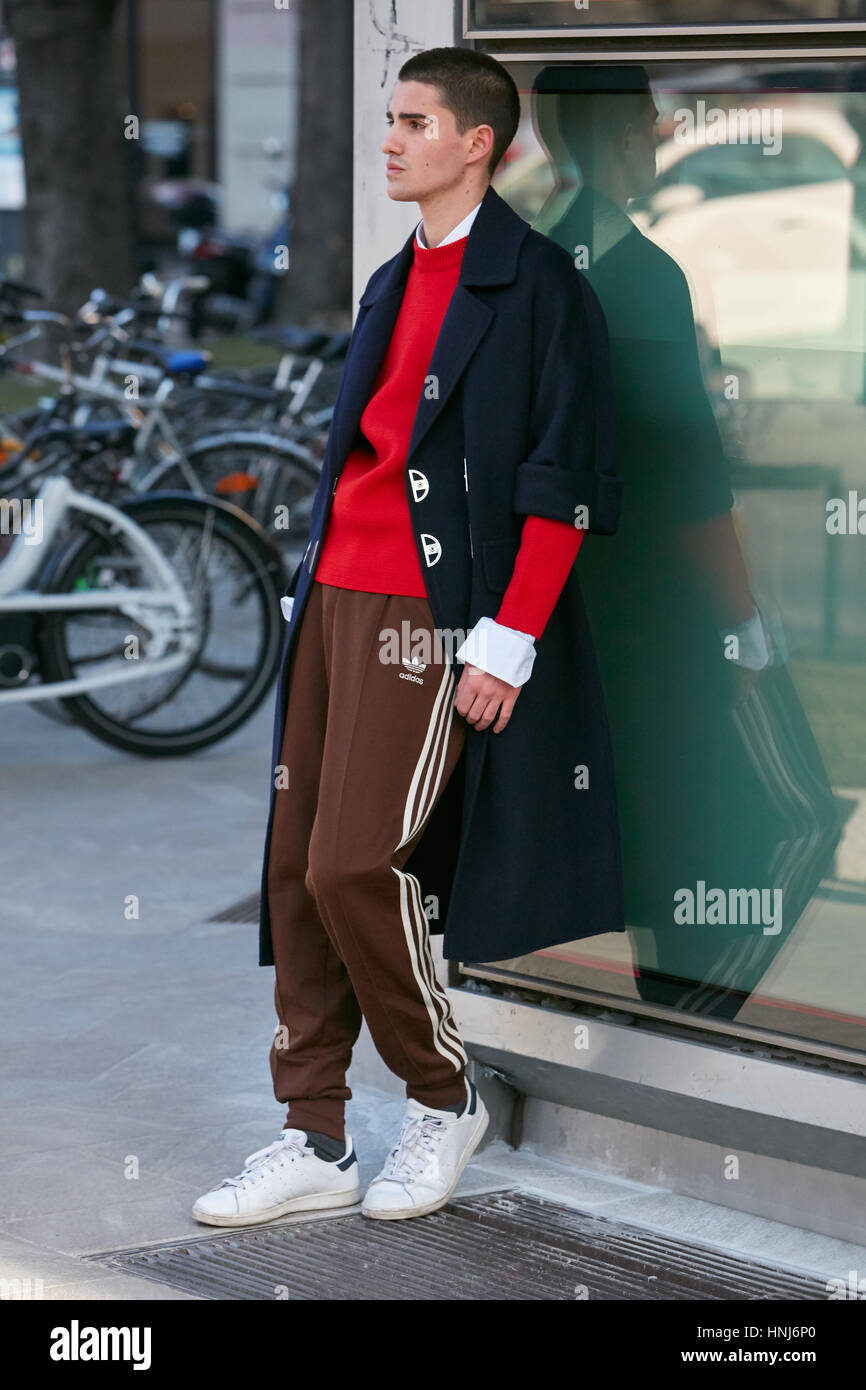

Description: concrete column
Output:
[352,0,457,314]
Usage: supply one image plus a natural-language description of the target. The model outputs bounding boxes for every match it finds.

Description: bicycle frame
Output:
[0,304,328,537]
[0,475,197,703]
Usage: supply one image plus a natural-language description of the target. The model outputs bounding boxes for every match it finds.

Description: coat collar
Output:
[359,183,530,305]
[328,184,530,480]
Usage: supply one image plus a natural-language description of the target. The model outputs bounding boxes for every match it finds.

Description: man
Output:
[194,47,623,1229]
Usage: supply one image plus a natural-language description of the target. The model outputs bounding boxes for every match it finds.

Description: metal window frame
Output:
[462,0,866,41]
[456,960,866,1069]
[477,44,866,60]
[452,989,866,1187]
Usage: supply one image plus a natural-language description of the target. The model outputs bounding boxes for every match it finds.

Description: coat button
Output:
[408,469,429,502]
[420,533,442,567]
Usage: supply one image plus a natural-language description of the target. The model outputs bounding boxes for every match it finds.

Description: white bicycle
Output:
[0,473,287,756]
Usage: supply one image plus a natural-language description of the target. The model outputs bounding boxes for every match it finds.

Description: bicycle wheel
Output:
[154,433,320,572]
[37,493,286,756]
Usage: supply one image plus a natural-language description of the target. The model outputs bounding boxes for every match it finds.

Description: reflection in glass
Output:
[478,63,866,1049]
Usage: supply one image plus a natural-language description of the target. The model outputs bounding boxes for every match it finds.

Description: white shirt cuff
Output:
[455,616,536,686]
[280,595,295,622]
[721,608,770,670]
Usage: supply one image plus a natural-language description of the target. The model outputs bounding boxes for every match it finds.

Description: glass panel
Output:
[474,59,866,1056]
[471,1,866,29]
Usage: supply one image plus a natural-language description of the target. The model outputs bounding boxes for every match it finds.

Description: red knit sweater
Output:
[314,232,584,639]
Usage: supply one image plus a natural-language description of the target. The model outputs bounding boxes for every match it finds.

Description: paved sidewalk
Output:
[2,702,864,1300]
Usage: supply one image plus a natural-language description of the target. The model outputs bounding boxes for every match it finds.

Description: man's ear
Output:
[467,124,495,168]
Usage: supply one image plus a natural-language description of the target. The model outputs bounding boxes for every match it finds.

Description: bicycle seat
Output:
[125,340,211,376]
[0,276,44,303]
[165,350,210,376]
[193,373,280,404]
[250,324,331,355]
[320,332,351,362]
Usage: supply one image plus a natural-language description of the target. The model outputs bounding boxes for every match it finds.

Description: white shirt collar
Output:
[415,200,482,250]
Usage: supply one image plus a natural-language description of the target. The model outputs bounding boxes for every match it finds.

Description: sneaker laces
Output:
[221,1132,310,1190]
[380,1114,448,1182]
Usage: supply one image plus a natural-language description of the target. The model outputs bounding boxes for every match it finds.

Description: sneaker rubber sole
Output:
[361,1105,489,1221]
[192,1182,362,1228]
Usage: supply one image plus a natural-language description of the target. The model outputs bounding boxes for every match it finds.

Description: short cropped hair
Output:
[398,47,521,177]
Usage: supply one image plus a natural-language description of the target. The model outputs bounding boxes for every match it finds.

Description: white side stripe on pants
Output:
[392,660,467,1071]
[394,870,468,1070]
[395,663,455,851]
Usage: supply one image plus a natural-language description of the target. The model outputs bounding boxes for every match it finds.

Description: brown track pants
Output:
[266,579,469,1141]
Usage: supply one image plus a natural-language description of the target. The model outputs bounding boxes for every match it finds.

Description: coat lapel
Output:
[326,184,531,480]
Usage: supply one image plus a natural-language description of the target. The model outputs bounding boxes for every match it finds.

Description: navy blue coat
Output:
[258,183,625,967]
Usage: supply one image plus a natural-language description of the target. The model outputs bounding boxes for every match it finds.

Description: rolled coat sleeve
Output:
[512,255,622,536]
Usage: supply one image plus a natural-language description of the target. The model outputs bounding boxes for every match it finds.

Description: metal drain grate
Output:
[207,892,260,923]
[88,1189,828,1301]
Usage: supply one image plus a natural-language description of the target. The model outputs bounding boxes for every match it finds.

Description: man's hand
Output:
[454,663,520,733]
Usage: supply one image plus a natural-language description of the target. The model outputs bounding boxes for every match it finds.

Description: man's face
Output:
[382,79,490,201]
[623,96,660,198]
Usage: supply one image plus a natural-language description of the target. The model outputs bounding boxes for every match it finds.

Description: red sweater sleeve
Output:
[494,515,585,639]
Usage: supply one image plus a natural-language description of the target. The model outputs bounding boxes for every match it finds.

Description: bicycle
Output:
[0,417,288,756]
[0,299,322,574]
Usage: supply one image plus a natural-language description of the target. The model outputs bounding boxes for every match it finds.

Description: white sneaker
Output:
[192,1129,361,1228]
[361,1078,488,1221]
